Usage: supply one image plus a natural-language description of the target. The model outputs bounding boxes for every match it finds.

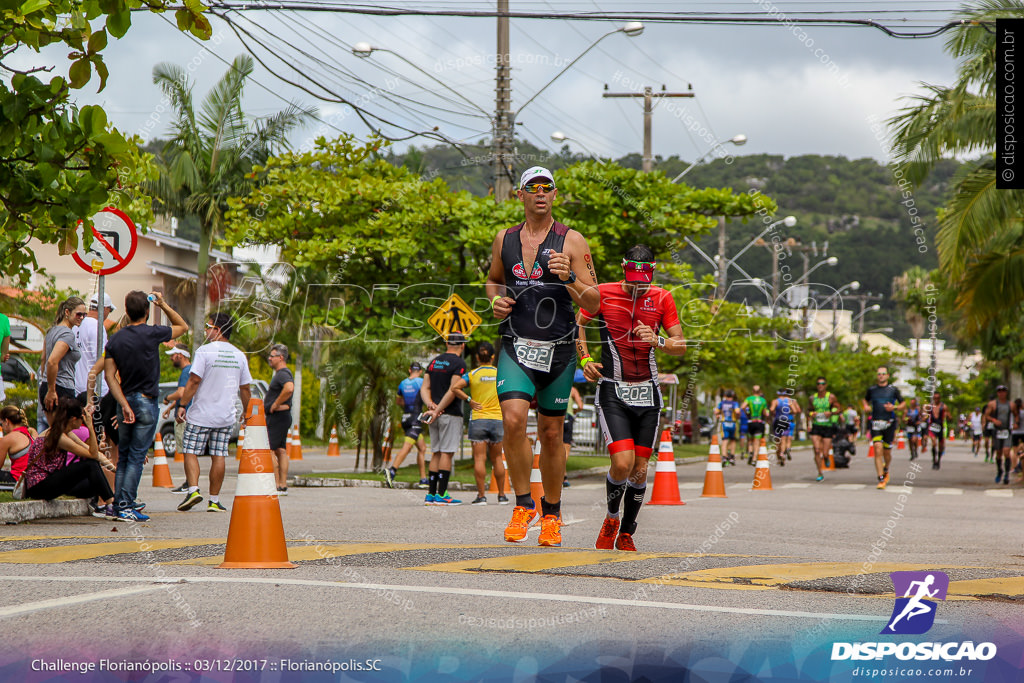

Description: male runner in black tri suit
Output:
[983,385,1018,484]
[486,166,600,547]
[862,366,905,489]
[923,390,948,470]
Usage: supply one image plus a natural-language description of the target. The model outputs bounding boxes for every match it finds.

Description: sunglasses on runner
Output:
[522,182,555,194]
[622,259,656,283]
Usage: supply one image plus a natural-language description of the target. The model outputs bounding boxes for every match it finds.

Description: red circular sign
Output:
[71,207,139,276]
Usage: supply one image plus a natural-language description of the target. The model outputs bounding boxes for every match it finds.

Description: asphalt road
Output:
[1,439,1021,682]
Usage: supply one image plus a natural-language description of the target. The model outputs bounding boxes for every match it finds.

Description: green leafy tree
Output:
[0,0,209,285]
[888,0,1024,335]
[891,266,935,367]
[149,54,314,341]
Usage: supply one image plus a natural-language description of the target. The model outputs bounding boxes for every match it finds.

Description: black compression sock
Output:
[620,484,647,535]
[437,470,451,497]
[540,497,561,518]
[606,474,627,516]
[516,493,534,509]
[428,471,439,495]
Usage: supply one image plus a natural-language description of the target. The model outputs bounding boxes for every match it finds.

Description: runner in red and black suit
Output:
[576,245,686,552]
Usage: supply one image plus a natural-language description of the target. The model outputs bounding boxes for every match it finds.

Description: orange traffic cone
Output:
[529,438,545,510]
[868,442,875,458]
[327,426,341,457]
[219,400,295,569]
[236,424,246,460]
[752,438,774,491]
[488,451,511,494]
[822,446,835,472]
[701,434,727,498]
[289,424,303,461]
[897,433,905,450]
[649,430,684,505]
[948,429,955,442]
[151,432,175,488]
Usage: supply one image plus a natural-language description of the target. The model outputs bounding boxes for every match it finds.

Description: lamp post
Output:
[492,20,644,200]
[351,43,491,118]
[671,134,747,183]
[825,280,860,351]
[854,304,883,351]
[550,131,604,162]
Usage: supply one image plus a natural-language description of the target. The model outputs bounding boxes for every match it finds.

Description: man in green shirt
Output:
[806,377,841,481]
[743,385,769,464]
[0,313,10,402]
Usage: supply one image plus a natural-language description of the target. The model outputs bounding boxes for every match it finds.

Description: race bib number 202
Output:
[615,382,654,407]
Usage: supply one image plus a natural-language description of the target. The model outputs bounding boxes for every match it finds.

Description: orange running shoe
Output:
[615,532,637,552]
[595,516,620,550]
[503,506,540,543]
[538,514,562,547]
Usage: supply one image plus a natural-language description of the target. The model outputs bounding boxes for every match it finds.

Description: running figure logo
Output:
[881,570,949,635]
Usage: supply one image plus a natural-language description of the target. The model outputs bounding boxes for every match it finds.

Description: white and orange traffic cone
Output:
[897,433,906,450]
[649,430,684,505]
[151,432,175,488]
[327,426,341,457]
[752,438,774,491]
[701,435,727,498]
[529,437,545,510]
[868,442,875,458]
[236,423,246,460]
[289,424,303,461]
[219,400,295,569]
[488,451,511,494]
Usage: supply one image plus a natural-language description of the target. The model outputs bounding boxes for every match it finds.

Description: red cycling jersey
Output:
[580,282,681,382]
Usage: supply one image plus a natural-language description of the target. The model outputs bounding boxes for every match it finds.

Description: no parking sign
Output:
[71,207,138,275]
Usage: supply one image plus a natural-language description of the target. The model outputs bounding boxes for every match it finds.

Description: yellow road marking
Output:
[948,577,1024,598]
[640,562,975,590]
[167,543,509,566]
[407,552,761,574]
[0,539,224,564]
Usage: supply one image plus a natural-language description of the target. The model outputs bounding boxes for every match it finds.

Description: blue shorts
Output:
[722,423,737,440]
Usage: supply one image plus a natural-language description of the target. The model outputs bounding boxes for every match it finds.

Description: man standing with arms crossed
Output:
[862,366,905,489]
[577,245,685,551]
[420,334,468,506]
[265,344,294,495]
[487,167,600,547]
[176,313,252,512]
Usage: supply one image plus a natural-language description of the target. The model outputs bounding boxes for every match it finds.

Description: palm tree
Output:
[888,1,1024,336]
[150,54,315,343]
[892,267,933,367]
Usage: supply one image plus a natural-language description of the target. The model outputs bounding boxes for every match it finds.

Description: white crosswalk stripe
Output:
[782,483,811,489]
[833,484,866,490]
[934,488,964,495]
[984,489,1014,498]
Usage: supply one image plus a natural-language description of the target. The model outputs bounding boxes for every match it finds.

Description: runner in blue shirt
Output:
[385,362,428,489]
[714,390,741,466]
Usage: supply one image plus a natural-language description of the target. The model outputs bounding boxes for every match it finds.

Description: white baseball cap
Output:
[165,346,190,359]
[89,292,115,310]
[519,166,555,188]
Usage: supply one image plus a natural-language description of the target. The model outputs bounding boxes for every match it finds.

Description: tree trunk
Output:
[192,220,211,354]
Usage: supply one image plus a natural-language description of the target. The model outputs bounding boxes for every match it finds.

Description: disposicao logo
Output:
[831,570,997,663]
[882,570,948,635]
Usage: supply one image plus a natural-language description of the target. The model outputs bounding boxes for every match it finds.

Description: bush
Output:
[4,382,38,427]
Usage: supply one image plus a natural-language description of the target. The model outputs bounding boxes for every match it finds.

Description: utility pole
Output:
[493,0,513,202]
[849,293,884,350]
[602,85,693,172]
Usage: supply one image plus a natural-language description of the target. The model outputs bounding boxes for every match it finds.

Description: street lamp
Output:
[551,130,605,162]
[352,42,491,118]
[672,134,747,183]
[854,305,883,350]
[794,256,838,286]
[826,280,860,351]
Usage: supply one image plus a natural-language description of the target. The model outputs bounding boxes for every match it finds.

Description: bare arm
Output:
[576,310,603,382]
[149,292,189,339]
[269,381,294,413]
[1,331,9,362]
[175,374,204,422]
[571,387,583,411]
[104,357,134,423]
[420,374,434,411]
[45,340,70,403]
[239,383,252,416]
[486,229,513,320]
[552,230,600,312]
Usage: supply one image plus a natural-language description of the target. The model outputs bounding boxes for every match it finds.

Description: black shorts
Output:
[75,390,120,445]
[401,413,424,441]
[810,424,835,439]
[747,421,765,437]
[267,410,292,451]
[870,421,897,448]
[595,380,662,456]
[40,383,78,408]
[771,419,791,439]
[925,423,945,441]
[563,413,575,445]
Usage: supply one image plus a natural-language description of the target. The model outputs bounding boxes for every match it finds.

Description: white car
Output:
[572,406,599,447]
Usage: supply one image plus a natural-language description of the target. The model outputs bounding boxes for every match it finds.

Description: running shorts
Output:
[595,379,662,458]
[401,413,423,441]
[870,419,897,449]
[722,422,737,440]
[925,422,945,441]
[810,424,835,439]
[748,420,765,437]
[771,418,791,440]
[496,339,575,416]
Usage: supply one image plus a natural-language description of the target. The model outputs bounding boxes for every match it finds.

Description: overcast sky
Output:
[11,2,962,165]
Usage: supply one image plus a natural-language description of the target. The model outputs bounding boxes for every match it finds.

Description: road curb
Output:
[0,499,90,524]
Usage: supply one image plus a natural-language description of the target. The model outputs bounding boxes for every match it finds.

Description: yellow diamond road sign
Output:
[428,293,482,339]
